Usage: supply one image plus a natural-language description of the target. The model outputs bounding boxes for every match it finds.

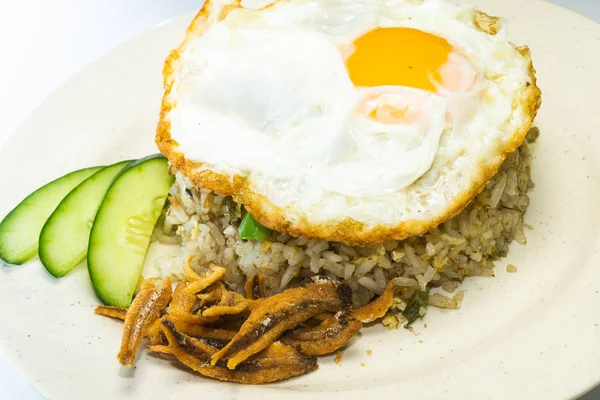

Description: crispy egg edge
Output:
[155,0,542,246]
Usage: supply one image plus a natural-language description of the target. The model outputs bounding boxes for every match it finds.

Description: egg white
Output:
[157,0,540,244]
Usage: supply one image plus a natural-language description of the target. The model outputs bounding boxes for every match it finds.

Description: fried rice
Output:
[147,129,538,325]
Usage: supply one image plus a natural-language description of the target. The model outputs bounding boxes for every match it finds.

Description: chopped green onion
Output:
[402,289,429,326]
[238,213,271,241]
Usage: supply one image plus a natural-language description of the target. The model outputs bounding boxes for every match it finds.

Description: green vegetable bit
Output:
[239,213,272,241]
[402,289,429,326]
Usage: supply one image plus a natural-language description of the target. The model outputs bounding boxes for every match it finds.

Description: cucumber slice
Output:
[39,160,133,277]
[87,155,174,308]
[0,166,103,265]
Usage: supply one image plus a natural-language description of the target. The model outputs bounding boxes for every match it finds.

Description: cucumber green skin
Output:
[39,160,133,278]
[87,155,174,308]
[0,166,103,265]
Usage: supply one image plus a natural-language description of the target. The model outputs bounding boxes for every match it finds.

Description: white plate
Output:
[1,1,599,399]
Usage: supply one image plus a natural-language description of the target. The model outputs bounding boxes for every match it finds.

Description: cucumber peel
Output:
[0,166,103,265]
[39,160,133,277]
[87,155,173,308]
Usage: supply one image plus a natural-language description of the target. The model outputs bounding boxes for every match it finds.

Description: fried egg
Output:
[157,0,541,245]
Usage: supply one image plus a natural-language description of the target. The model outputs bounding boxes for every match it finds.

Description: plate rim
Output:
[1,0,600,399]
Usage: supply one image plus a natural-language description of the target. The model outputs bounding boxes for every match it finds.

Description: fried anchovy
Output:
[211,280,351,369]
[167,313,220,326]
[145,318,165,345]
[147,344,172,355]
[350,281,396,323]
[117,278,172,366]
[245,274,266,300]
[170,316,235,337]
[281,311,362,356]
[169,281,197,316]
[95,305,165,344]
[94,305,128,321]
[198,283,248,317]
[183,263,227,295]
[161,319,317,384]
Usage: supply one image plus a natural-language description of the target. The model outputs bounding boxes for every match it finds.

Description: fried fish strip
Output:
[95,306,164,344]
[167,316,236,341]
[202,290,248,317]
[183,263,227,295]
[350,281,395,323]
[197,282,227,307]
[168,313,219,326]
[182,254,199,280]
[161,319,317,384]
[281,312,362,356]
[145,318,165,345]
[203,302,248,318]
[246,298,264,311]
[206,314,246,331]
[94,306,128,321]
[245,275,265,300]
[302,312,334,327]
[117,278,172,366]
[147,345,172,355]
[212,281,352,369]
[169,281,197,316]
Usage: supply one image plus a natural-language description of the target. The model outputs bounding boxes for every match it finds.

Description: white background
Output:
[0,0,598,399]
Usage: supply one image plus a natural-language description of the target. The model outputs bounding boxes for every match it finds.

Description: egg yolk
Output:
[346,27,452,92]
